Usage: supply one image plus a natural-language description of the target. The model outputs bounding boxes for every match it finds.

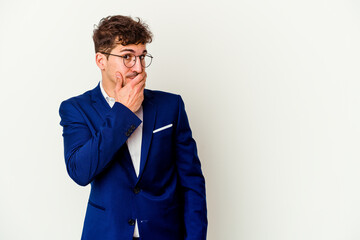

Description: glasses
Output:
[100,52,153,68]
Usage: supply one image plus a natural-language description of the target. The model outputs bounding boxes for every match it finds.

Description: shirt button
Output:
[128,219,135,226]
[133,187,141,194]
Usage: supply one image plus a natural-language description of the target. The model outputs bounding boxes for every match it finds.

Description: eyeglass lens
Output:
[124,55,152,68]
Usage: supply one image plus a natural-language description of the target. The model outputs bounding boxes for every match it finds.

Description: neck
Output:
[101,78,116,98]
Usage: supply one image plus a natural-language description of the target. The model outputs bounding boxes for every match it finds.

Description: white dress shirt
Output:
[100,81,142,237]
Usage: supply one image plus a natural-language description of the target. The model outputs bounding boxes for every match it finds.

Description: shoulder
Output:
[59,86,97,111]
[58,86,99,124]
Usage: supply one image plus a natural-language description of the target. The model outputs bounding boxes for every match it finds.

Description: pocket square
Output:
[153,124,173,133]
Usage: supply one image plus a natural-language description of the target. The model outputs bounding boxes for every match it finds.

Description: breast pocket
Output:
[151,123,174,157]
[153,123,173,135]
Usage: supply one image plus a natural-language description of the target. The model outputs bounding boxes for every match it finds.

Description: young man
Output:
[59,15,207,240]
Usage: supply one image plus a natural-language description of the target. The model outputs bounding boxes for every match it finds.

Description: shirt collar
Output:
[100,81,116,108]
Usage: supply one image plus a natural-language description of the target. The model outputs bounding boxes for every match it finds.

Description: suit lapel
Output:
[90,83,138,181]
[121,144,138,182]
[90,83,111,123]
[138,90,157,181]
[91,85,156,180]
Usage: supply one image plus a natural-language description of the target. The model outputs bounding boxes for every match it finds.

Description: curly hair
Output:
[93,15,153,54]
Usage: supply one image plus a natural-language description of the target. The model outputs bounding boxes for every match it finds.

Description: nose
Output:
[132,56,144,73]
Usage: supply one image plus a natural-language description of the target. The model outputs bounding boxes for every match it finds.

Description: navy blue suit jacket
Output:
[59,84,207,240]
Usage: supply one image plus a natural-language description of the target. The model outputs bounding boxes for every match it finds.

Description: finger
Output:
[131,72,147,88]
[134,74,146,88]
[140,82,146,93]
[115,72,124,91]
[135,80,146,94]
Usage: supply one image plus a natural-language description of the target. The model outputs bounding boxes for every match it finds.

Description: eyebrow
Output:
[119,49,148,54]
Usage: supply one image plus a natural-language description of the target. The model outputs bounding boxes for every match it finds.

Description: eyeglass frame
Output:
[100,52,153,68]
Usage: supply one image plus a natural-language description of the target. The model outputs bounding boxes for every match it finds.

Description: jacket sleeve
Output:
[175,96,208,240]
[59,100,142,186]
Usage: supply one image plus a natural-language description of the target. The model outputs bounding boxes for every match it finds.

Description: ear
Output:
[95,52,107,70]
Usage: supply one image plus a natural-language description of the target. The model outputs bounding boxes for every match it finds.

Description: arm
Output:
[60,71,146,186]
[59,100,141,186]
[175,96,208,240]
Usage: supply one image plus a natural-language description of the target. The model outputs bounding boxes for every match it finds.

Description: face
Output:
[96,43,147,87]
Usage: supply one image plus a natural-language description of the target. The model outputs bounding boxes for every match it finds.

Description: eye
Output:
[139,55,146,60]
[122,54,131,60]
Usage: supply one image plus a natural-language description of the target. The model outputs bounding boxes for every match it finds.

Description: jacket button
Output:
[128,219,135,226]
[133,187,141,194]
[125,130,131,137]
[130,125,136,130]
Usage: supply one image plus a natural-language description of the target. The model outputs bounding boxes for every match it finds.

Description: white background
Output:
[1,0,360,239]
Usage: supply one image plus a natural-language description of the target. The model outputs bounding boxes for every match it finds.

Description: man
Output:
[59,15,207,240]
